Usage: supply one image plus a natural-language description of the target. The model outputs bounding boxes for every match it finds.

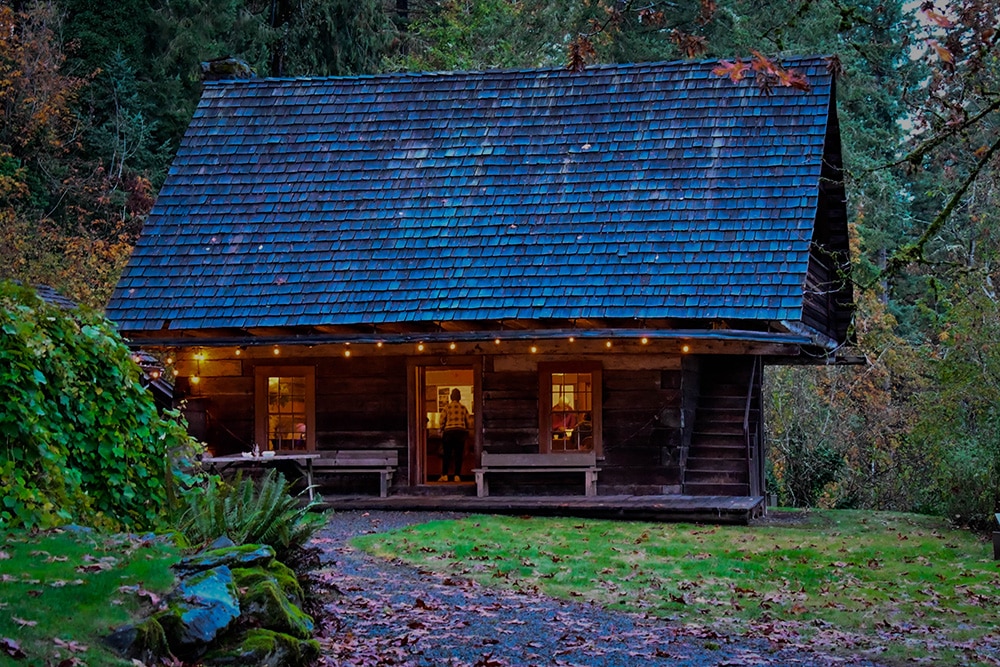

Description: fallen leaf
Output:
[2,637,26,659]
[12,617,37,628]
[53,638,88,653]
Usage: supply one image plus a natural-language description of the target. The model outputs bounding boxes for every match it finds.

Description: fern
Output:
[176,470,326,559]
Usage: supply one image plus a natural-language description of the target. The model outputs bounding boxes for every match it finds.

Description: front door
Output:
[419,366,475,485]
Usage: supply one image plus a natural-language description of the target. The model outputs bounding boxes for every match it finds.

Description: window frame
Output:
[538,361,602,456]
[254,365,316,452]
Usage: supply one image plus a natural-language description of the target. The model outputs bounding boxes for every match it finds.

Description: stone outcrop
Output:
[105,542,318,666]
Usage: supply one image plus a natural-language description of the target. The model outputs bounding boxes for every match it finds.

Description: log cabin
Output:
[106,57,851,510]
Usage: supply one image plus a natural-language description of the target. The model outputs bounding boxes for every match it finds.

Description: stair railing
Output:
[744,356,761,497]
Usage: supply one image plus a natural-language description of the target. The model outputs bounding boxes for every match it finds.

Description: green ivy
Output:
[0,281,203,530]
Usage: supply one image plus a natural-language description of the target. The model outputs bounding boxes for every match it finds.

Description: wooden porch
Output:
[314,493,766,525]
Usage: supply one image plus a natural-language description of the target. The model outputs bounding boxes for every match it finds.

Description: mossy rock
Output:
[158,565,241,652]
[233,560,304,604]
[233,568,314,639]
[104,616,170,663]
[174,543,276,575]
[202,629,320,667]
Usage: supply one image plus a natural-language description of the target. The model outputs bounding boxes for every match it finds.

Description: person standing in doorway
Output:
[439,388,471,482]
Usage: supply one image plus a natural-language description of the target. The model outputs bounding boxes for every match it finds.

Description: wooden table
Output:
[202,453,320,500]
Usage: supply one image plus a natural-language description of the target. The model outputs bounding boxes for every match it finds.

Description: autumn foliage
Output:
[0,3,154,306]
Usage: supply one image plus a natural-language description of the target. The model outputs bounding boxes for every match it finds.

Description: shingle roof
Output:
[107,58,839,333]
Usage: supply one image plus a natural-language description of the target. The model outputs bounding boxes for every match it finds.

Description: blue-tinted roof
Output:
[107,58,839,332]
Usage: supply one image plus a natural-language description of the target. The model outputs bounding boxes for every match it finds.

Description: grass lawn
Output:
[0,527,179,666]
[354,509,1000,665]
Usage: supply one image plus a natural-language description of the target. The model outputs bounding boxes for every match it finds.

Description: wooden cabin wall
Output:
[601,367,682,492]
[481,357,538,453]
[175,354,253,454]
[679,355,700,473]
[173,347,754,495]
[173,349,409,472]
[316,356,408,449]
[805,98,852,343]
[486,354,685,494]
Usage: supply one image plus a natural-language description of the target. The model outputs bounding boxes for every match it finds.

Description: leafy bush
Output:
[175,470,326,560]
[0,281,203,530]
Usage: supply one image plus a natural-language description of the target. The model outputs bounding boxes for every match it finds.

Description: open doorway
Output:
[420,366,475,485]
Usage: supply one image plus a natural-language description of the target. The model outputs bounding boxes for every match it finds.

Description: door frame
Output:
[406,356,482,486]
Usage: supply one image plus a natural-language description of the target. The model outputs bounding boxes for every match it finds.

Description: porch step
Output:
[689,433,745,448]
[692,422,744,436]
[698,383,748,397]
[686,457,747,472]
[684,468,748,484]
[696,407,754,423]
[686,444,747,459]
[685,481,751,496]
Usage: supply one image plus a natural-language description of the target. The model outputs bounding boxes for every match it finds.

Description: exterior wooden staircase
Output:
[683,359,760,496]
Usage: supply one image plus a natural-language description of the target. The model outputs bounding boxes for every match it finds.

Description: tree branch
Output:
[878,97,1000,171]
[883,131,1000,281]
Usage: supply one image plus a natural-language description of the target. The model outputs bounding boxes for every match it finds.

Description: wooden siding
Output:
[803,97,852,343]
[173,346,752,496]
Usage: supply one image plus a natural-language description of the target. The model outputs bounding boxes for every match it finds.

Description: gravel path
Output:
[308,511,882,667]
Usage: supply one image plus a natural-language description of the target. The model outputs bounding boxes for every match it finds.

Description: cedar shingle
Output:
[108,58,841,332]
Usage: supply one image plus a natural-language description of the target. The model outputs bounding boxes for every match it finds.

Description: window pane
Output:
[267,376,308,450]
[550,371,594,452]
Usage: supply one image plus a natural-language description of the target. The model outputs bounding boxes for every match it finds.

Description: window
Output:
[255,366,315,451]
[539,362,601,455]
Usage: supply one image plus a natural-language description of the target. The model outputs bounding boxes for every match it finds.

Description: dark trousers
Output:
[441,429,466,477]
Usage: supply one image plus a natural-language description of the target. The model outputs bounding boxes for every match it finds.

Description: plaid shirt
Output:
[440,401,470,432]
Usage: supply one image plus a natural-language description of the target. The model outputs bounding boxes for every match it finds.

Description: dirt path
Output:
[307,511,881,667]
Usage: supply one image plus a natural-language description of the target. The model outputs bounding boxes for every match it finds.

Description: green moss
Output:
[203,629,319,667]
[132,616,169,656]
[175,544,275,573]
[233,561,303,603]
[236,574,314,639]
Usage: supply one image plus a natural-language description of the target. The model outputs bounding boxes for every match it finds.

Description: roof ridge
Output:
[204,55,833,86]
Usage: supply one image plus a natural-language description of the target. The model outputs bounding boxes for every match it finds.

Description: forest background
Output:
[1,0,997,527]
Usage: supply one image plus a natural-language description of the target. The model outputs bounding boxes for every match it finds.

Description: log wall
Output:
[172,346,703,495]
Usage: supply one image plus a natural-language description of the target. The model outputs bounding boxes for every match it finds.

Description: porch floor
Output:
[315,493,766,525]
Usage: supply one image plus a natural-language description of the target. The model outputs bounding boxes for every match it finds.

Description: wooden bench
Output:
[312,450,398,497]
[473,451,600,498]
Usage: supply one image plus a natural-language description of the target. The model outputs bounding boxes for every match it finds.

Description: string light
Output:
[234,348,242,356]
[190,375,201,385]
[682,344,690,353]
[194,351,206,361]
[172,369,180,377]
[569,336,575,343]
[165,355,174,365]
[605,340,613,349]
[449,342,457,351]
[149,370,161,380]
[641,336,649,345]
[376,341,384,348]
[530,344,538,354]
[417,342,425,352]
[344,348,352,358]
[494,338,501,345]
[273,346,280,356]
